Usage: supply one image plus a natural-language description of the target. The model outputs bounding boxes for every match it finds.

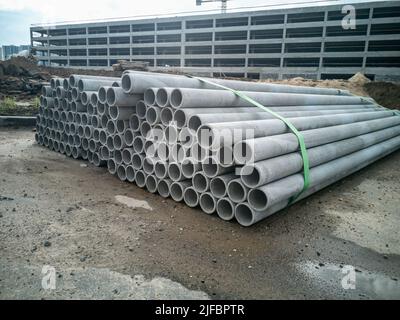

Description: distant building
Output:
[0,47,3,60]
[30,0,400,80]
[1,45,31,60]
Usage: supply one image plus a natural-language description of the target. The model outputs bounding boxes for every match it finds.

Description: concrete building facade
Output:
[30,0,400,80]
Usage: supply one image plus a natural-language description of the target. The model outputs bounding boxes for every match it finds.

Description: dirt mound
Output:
[365,82,400,110]
[349,72,371,85]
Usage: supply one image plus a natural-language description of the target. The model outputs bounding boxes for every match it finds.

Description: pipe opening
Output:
[144,88,156,106]
[106,136,115,151]
[193,173,208,193]
[121,74,132,93]
[158,180,170,198]
[108,159,117,174]
[106,88,116,106]
[126,166,135,182]
[173,110,186,128]
[109,106,119,120]
[98,87,107,103]
[168,163,181,181]
[200,193,216,214]
[155,161,167,178]
[146,176,158,193]
[135,171,146,188]
[99,130,107,144]
[235,204,254,227]
[143,158,155,174]
[136,101,147,119]
[188,115,202,131]
[217,199,234,221]
[170,183,183,201]
[202,157,219,177]
[240,166,260,188]
[132,154,144,170]
[170,89,182,108]
[161,108,173,125]
[130,114,141,131]
[124,130,135,146]
[117,165,127,181]
[210,178,226,198]
[248,189,268,211]
[155,88,168,107]
[227,180,247,203]
[184,188,198,207]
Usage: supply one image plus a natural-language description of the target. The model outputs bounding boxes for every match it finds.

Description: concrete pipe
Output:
[171,143,190,163]
[106,120,117,135]
[124,129,136,146]
[69,75,120,88]
[209,173,237,198]
[122,148,134,165]
[117,164,127,181]
[77,125,85,138]
[106,136,115,152]
[184,187,200,208]
[99,130,108,145]
[202,156,234,178]
[87,151,94,163]
[143,157,158,175]
[84,126,93,139]
[56,87,67,99]
[192,172,210,193]
[216,198,236,221]
[100,145,113,161]
[248,135,400,212]
[65,144,72,157]
[198,111,395,149]
[199,193,217,215]
[191,142,214,163]
[170,88,366,109]
[42,86,53,97]
[74,135,82,147]
[116,120,129,134]
[140,121,151,139]
[82,138,90,151]
[161,108,174,126]
[144,140,158,158]
[227,178,250,203]
[135,170,147,188]
[129,114,141,132]
[216,145,235,168]
[181,158,202,179]
[240,125,400,188]
[109,106,136,121]
[50,78,63,89]
[144,88,159,106]
[113,134,127,150]
[187,108,380,131]
[133,136,145,154]
[126,165,136,183]
[121,72,349,96]
[44,97,55,109]
[170,180,192,202]
[146,106,162,125]
[81,149,88,160]
[132,153,145,170]
[234,116,400,164]
[87,103,97,116]
[155,160,169,179]
[91,93,99,106]
[136,101,148,119]
[106,87,142,107]
[78,79,120,93]
[107,159,117,174]
[158,179,173,198]
[98,86,111,104]
[145,175,159,193]
[97,102,107,115]
[71,88,81,101]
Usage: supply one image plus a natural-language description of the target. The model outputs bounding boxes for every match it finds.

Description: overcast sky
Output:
[0,0,386,45]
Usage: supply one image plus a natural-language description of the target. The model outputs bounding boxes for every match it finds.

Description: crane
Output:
[196,0,230,14]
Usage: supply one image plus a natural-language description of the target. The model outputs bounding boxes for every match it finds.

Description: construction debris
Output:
[112,60,150,72]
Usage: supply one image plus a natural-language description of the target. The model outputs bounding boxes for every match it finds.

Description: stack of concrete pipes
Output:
[35,71,400,226]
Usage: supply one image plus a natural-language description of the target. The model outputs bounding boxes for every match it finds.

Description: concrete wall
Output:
[30,0,400,80]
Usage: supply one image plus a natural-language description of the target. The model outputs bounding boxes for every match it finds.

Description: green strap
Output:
[186,75,310,203]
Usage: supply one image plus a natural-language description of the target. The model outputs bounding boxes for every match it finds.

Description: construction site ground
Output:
[0,128,399,299]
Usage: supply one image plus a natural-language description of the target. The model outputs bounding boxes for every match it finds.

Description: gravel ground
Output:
[0,128,399,299]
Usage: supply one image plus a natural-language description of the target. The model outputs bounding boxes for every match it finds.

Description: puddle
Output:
[297,261,400,299]
[115,195,153,211]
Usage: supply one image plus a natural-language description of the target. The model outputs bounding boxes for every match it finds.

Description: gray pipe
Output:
[155,88,175,108]
[126,165,136,183]
[136,100,148,119]
[143,157,158,175]
[124,129,136,146]
[146,106,162,125]
[184,187,200,208]
[155,160,169,179]
[81,91,97,105]
[209,173,237,198]
[235,116,400,164]
[217,198,236,221]
[135,170,147,188]
[132,153,145,170]
[248,135,400,212]
[181,158,202,179]
[192,172,210,193]
[98,86,112,104]
[158,179,173,198]
[122,148,135,165]
[168,162,186,182]
[170,88,368,109]
[107,159,117,175]
[78,79,119,93]
[145,175,159,193]
[188,108,381,131]
[133,136,145,153]
[144,88,158,106]
[161,108,174,126]
[109,106,136,121]
[69,75,120,88]
[129,114,141,132]
[199,111,395,149]
[241,125,400,188]
[121,72,349,96]
[202,156,234,178]
[227,178,250,203]
[199,193,217,215]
